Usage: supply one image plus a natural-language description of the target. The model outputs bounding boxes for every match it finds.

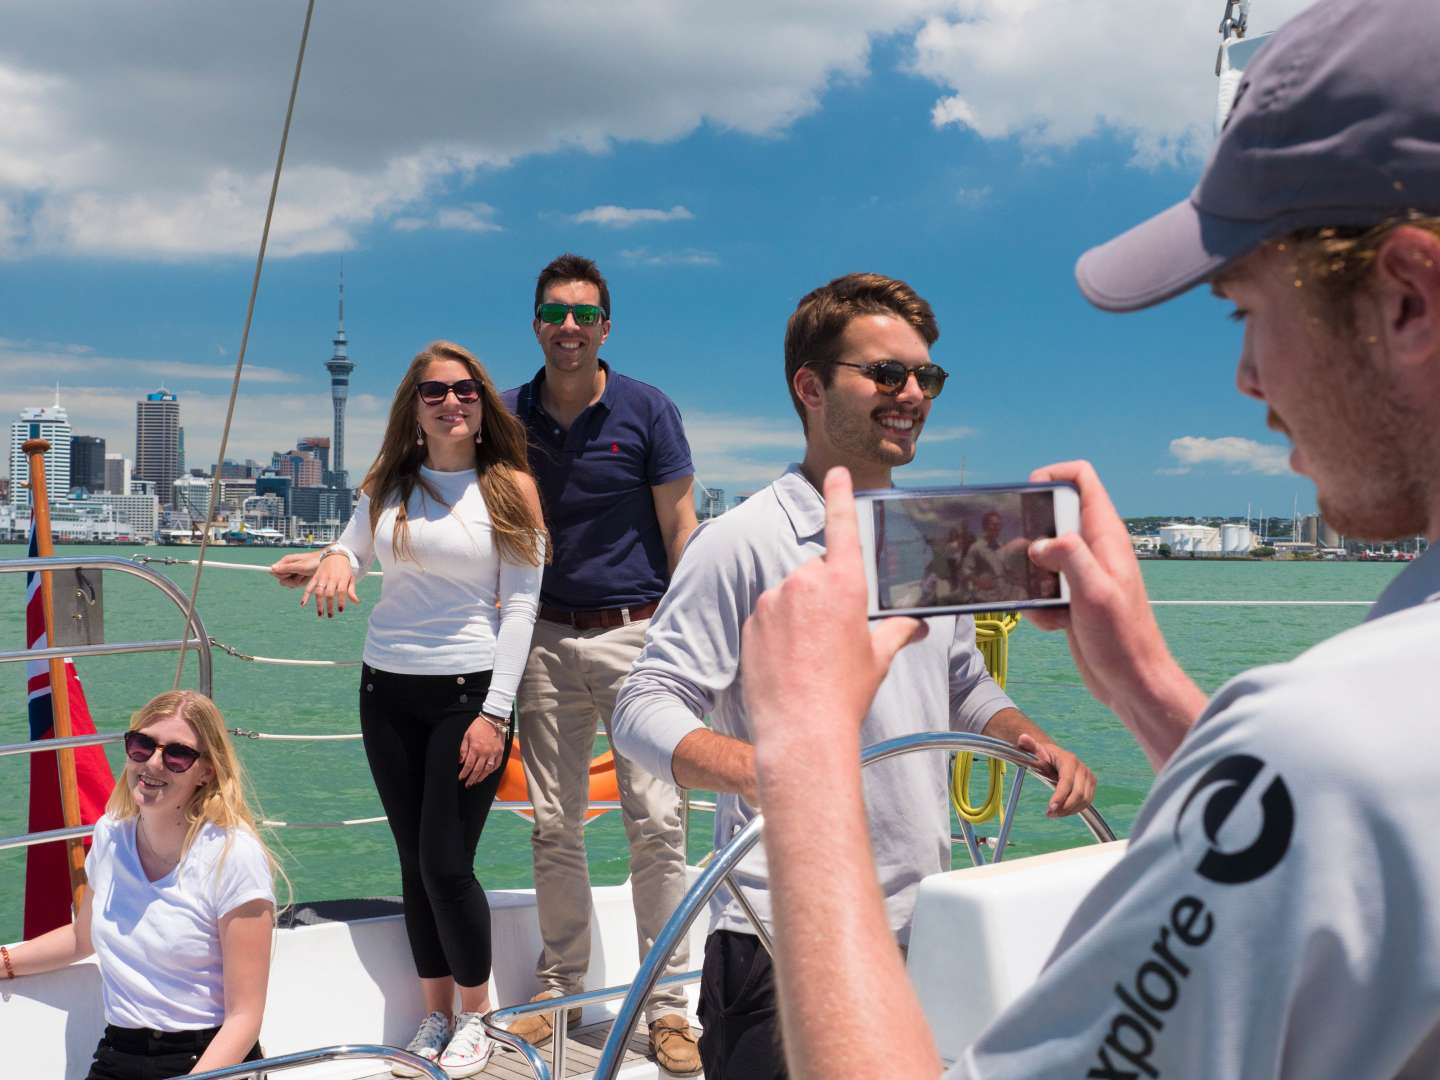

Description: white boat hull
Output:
[5,878,708,1079]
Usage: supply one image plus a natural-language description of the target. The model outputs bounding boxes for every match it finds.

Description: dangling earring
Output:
[475,427,484,445]
[415,424,425,446]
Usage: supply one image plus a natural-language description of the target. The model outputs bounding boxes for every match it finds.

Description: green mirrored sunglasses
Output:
[535,302,607,326]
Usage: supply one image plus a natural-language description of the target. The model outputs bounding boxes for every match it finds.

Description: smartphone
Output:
[855,482,1080,618]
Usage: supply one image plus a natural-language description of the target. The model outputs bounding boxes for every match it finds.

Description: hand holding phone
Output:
[854,482,1080,618]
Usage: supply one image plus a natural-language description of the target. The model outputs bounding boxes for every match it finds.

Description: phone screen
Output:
[871,490,1062,612]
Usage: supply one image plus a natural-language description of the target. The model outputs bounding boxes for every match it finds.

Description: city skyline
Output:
[1,375,1321,524]
[0,1,1325,517]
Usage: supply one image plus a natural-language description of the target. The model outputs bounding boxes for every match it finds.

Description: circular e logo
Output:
[1174,754,1293,885]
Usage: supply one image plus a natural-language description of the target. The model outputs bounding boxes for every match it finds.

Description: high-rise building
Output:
[699,485,727,520]
[325,273,355,488]
[90,493,160,538]
[136,388,181,502]
[71,435,106,494]
[291,485,347,525]
[297,436,332,480]
[256,473,293,518]
[271,448,323,488]
[172,475,214,520]
[104,453,132,495]
[216,459,265,479]
[8,395,71,510]
[219,478,257,510]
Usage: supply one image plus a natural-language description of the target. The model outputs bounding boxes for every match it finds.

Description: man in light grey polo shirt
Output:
[738,1,1440,1076]
[610,271,1096,1079]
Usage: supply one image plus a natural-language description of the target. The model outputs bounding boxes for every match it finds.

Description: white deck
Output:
[5,844,1123,1078]
[5,879,708,1079]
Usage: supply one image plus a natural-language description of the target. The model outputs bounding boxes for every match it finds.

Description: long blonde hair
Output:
[108,690,284,893]
[361,341,547,565]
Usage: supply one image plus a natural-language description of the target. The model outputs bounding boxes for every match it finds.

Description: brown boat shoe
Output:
[507,989,583,1047]
[648,1014,702,1076]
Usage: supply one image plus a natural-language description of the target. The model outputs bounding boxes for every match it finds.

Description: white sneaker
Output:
[439,1011,494,1078]
[392,1011,453,1077]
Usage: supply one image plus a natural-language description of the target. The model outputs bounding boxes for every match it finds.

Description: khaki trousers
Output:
[518,617,691,1019]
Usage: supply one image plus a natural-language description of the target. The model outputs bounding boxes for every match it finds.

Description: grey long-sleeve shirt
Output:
[611,465,1016,941]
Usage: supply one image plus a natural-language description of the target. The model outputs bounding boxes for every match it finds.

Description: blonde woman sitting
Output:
[2,690,279,1079]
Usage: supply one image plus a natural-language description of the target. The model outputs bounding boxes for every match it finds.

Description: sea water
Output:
[0,545,1401,934]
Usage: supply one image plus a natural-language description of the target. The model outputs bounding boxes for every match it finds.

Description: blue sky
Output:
[0,0,1317,516]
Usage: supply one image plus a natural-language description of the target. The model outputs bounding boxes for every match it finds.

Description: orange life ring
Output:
[497,737,619,820]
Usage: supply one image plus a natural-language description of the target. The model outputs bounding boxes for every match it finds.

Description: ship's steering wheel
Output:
[591,730,1116,1080]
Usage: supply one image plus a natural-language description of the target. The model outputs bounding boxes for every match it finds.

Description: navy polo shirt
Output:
[502,361,694,610]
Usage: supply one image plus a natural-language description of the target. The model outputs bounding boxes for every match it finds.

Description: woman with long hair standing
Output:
[2,690,279,1078]
[299,340,546,1078]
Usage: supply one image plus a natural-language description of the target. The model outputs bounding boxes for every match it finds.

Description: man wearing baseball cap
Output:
[736,0,1440,1076]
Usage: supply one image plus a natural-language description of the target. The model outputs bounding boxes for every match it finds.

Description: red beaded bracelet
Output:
[1,943,14,979]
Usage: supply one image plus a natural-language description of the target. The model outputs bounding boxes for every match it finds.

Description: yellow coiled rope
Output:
[950,612,1022,824]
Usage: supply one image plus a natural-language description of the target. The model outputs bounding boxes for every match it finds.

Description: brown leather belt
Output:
[539,601,659,631]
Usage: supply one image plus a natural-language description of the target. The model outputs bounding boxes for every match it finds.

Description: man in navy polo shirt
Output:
[501,253,701,1073]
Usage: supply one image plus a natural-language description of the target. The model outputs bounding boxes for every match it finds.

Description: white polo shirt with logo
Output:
[951,546,1440,1078]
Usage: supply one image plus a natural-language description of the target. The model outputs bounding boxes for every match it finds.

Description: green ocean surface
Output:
[0,545,1402,935]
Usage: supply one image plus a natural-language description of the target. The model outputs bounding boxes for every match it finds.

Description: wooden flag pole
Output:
[23,438,88,913]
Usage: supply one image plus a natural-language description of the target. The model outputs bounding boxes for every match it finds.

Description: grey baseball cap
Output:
[1076,0,1440,313]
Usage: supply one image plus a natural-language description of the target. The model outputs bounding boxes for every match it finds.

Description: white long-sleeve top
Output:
[334,465,543,716]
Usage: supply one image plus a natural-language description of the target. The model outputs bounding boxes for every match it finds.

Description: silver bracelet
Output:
[318,548,349,563]
[478,712,510,737]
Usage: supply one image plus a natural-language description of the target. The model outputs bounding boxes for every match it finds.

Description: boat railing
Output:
[185,1043,446,1080]
[485,969,703,1079]
[0,551,717,853]
[0,555,214,693]
[485,730,1117,1080]
[0,555,214,855]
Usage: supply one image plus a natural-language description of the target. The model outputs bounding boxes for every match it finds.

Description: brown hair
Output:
[534,253,611,319]
[783,272,939,429]
[1283,213,1440,332]
[360,341,547,566]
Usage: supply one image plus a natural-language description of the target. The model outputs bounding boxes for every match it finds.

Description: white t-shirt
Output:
[334,466,543,714]
[950,546,1440,1078]
[86,813,275,1031]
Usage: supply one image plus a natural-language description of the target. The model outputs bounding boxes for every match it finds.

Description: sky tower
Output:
[325,270,355,488]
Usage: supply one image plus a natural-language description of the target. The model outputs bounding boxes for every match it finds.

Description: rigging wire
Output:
[172,0,318,690]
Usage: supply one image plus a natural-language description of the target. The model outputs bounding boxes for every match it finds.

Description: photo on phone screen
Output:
[863,487,1071,615]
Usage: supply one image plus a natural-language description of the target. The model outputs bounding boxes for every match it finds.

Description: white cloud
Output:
[0,339,354,481]
[910,0,1312,167]
[0,1,952,259]
[1161,435,1292,477]
[954,185,992,208]
[392,202,501,235]
[920,425,976,443]
[681,411,800,489]
[572,204,695,228]
[0,340,299,385]
[2,1,1319,261]
[619,247,719,267]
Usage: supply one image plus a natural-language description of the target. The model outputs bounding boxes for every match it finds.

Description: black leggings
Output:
[360,665,511,987]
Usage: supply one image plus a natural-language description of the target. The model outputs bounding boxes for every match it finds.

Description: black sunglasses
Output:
[830,360,949,400]
[535,302,607,326]
[124,730,205,774]
[416,379,482,406]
